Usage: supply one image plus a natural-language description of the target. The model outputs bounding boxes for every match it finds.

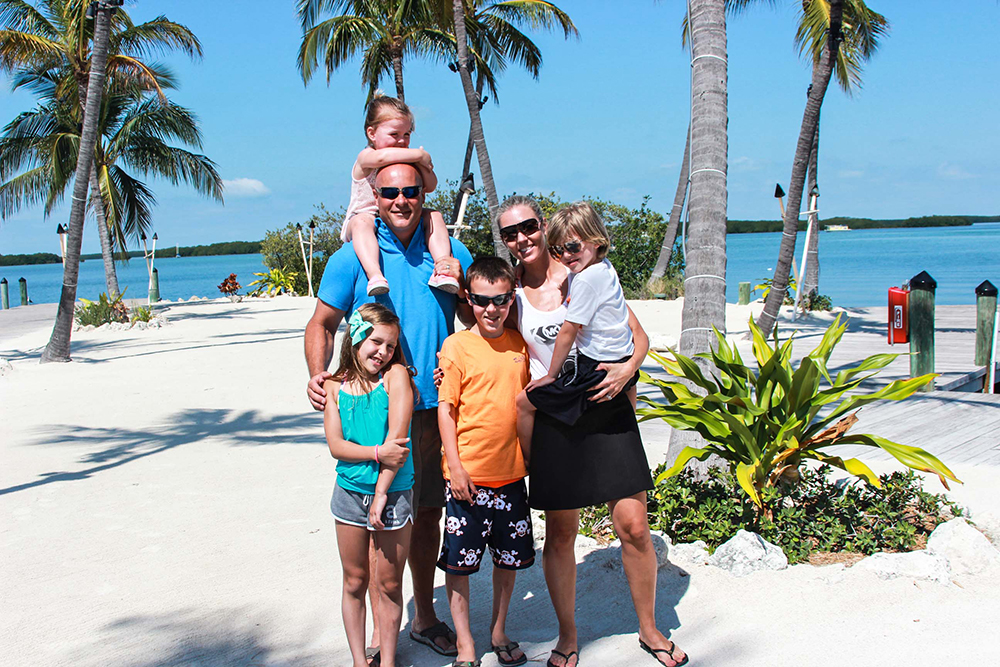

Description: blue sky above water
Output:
[1,0,998,255]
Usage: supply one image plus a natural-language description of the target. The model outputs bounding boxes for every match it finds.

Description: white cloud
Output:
[838,170,864,179]
[937,162,974,180]
[223,178,271,197]
[731,156,760,172]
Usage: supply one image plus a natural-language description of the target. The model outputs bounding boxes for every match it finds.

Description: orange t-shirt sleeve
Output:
[437,336,464,408]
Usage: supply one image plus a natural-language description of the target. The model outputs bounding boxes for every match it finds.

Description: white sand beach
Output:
[2,297,998,666]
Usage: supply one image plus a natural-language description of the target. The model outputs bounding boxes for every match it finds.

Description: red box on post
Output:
[888,287,909,345]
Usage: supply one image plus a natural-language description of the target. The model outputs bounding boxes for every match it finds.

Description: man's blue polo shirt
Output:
[317,215,473,411]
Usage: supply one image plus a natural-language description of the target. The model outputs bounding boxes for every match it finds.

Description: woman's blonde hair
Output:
[364,95,414,147]
[547,201,610,260]
[332,302,407,389]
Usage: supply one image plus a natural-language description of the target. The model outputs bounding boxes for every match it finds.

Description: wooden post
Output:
[1,278,8,309]
[909,270,936,390]
[19,277,28,306]
[738,281,751,305]
[975,280,998,366]
[149,268,160,303]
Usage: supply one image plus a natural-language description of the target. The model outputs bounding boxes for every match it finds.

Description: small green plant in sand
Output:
[638,314,960,520]
[248,268,298,297]
[754,277,796,304]
[800,292,833,312]
[579,465,964,564]
[75,292,129,326]
[130,305,153,323]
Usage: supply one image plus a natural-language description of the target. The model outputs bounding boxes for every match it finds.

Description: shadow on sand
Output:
[1,408,322,497]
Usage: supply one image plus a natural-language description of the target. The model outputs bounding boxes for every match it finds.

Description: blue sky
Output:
[2,0,998,255]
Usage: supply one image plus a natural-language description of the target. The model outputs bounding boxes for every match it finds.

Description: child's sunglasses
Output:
[499,218,541,243]
[377,185,422,200]
[548,240,583,258]
[467,291,514,307]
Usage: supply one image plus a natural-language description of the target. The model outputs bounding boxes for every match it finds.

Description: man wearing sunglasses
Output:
[305,162,474,658]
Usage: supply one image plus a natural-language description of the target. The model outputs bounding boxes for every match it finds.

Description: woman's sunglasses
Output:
[377,185,422,200]
[548,241,583,258]
[499,218,541,243]
[467,291,514,307]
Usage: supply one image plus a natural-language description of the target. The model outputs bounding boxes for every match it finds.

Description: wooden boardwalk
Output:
[637,305,1000,467]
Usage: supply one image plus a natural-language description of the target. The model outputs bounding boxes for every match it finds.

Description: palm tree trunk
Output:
[670,0,729,471]
[648,125,690,285]
[802,117,820,297]
[461,71,486,179]
[452,0,506,261]
[41,3,113,363]
[391,49,405,102]
[757,0,843,337]
[91,164,120,299]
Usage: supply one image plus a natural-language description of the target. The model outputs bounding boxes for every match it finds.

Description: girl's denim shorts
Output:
[331,483,414,531]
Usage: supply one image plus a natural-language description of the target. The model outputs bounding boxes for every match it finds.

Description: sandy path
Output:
[2,297,997,666]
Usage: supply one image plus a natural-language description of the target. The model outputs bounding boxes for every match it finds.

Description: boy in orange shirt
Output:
[437,256,533,667]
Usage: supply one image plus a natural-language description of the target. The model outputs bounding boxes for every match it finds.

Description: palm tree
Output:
[757,0,886,335]
[647,126,689,287]
[668,0,730,468]
[296,0,453,102]
[1,85,223,273]
[1,0,203,297]
[38,0,112,363]
[453,0,576,179]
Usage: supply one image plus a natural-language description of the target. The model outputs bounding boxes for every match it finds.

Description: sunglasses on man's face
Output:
[377,185,422,200]
[548,240,583,258]
[467,291,514,308]
[499,218,541,243]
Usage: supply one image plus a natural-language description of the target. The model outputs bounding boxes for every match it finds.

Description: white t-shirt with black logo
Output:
[564,259,634,361]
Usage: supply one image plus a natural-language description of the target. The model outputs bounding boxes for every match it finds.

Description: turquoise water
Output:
[0,253,267,305]
[2,222,998,307]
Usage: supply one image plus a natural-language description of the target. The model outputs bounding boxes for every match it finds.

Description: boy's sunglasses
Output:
[467,291,514,307]
[377,185,422,200]
[499,218,541,243]
[548,241,583,258]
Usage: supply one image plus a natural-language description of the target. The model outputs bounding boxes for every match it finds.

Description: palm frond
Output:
[484,1,579,39]
[108,16,203,61]
[0,164,49,218]
[0,29,63,72]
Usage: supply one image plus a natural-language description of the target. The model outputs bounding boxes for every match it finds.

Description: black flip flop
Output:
[547,649,579,667]
[492,641,527,667]
[365,647,380,667]
[639,638,688,667]
[409,621,459,657]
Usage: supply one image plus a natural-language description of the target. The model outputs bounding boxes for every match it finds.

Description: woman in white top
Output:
[498,196,688,667]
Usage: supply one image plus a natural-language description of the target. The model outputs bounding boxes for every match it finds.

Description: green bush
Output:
[248,268,299,297]
[802,292,833,311]
[579,464,965,564]
[74,293,129,326]
[260,204,343,295]
[130,305,153,323]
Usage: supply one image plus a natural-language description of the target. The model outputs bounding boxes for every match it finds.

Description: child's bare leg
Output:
[336,522,373,667]
[427,210,460,293]
[490,568,525,663]
[367,537,380,651]
[515,391,535,465]
[445,573,477,663]
[350,213,388,295]
[374,523,411,667]
[627,385,637,410]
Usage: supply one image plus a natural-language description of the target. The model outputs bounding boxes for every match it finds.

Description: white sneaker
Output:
[428,272,460,294]
[367,277,389,296]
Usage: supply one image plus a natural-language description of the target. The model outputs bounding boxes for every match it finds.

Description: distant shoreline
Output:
[3,215,998,266]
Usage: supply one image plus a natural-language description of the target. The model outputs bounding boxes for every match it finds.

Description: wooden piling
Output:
[1,277,8,309]
[975,280,998,366]
[909,270,936,391]
[149,268,160,303]
[738,281,751,305]
[18,277,27,306]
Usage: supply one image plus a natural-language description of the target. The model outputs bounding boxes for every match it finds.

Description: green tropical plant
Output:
[217,273,240,296]
[130,304,152,323]
[638,314,960,516]
[248,268,300,297]
[259,204,343,295]
[754,276,797,303]
[74,290,129,326]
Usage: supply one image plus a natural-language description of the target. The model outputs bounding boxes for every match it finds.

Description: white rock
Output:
[855,551,951,585]
[531,510,546,547]
[670,540,710,567]
[133,321,148,330]
[80,325,95,333]
[708,530,788,577]
[927,518,1000,575]
[649,530,671,569]
[574,534,599,552]
[0,358,12,376]
[188,296,199,302]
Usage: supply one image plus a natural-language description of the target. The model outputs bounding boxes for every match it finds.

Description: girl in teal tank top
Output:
[323,303,417,667]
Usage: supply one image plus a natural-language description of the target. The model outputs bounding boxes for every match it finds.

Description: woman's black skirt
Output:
[527,392,653,511]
